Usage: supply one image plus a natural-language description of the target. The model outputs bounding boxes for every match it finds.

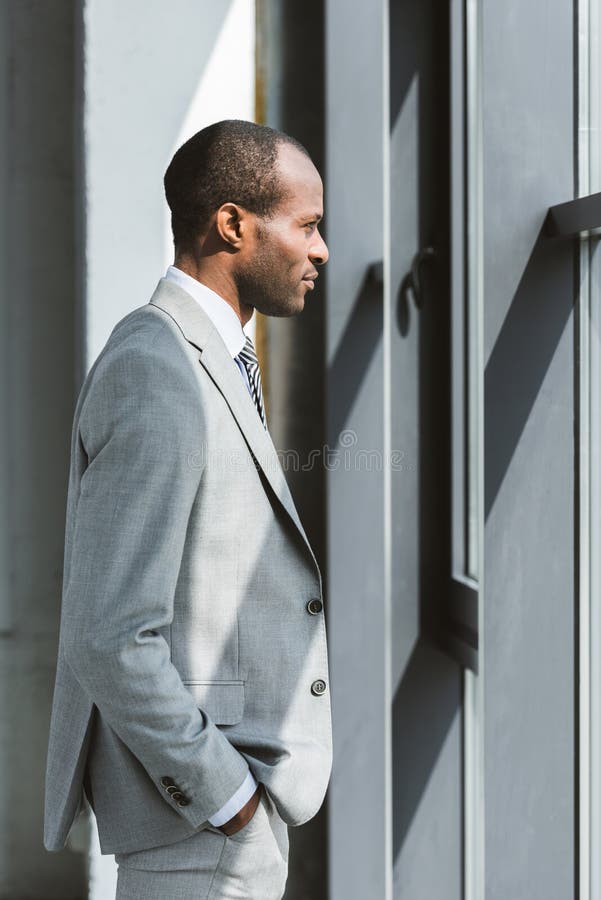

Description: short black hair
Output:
[164,119,311,253]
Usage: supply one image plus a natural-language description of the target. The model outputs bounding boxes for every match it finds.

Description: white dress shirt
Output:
[164,265,259,827]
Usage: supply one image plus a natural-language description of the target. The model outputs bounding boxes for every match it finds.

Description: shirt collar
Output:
[164,265,247,358]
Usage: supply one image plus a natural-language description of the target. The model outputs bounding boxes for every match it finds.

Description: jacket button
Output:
[306,598,323,615]
[166,785,180,795]
[171,791,184,801]
[161,776,175,788]
[311,679,327,696]
[177,797,190,807]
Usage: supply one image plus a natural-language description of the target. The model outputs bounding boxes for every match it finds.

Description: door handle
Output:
[545,191,601,238]
[397,246,437,310]
[408,246,436,308]
[366,247,436,308]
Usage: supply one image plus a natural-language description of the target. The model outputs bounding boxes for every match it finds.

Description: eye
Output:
[304,222,317,231]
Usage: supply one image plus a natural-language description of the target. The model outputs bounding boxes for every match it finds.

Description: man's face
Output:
[234,143,329,317]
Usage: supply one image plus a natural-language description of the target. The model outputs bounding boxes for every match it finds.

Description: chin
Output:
[281,301,305,318]
[257,292,306,317]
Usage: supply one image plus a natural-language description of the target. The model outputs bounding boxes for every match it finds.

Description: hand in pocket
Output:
[218,783,263,836]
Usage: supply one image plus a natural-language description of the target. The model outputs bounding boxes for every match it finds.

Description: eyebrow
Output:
[301,212,323,222]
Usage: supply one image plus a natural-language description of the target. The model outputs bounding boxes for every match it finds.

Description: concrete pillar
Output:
[0,2,83,897]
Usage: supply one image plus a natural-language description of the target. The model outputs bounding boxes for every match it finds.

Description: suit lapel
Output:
[148,278,317,567]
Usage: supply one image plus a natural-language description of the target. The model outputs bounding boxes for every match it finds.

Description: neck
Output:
[173,255,255,328]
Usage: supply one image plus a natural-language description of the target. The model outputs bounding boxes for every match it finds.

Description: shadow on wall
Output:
[484,227,575,519]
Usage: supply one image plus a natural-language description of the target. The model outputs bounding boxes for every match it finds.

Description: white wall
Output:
[83,0,256,366]
[81,2,255,895]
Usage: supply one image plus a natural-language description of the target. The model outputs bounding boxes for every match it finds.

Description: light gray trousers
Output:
[114,788,289,899]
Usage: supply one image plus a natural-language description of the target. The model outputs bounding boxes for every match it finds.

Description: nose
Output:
[309,228,329,266]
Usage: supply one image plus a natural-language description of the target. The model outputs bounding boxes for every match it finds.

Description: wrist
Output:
[218,783,262,835]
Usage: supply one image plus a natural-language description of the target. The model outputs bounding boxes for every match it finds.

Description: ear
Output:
[215,202,248,248]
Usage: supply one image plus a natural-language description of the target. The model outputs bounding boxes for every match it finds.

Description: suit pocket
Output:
[182,679,245,725]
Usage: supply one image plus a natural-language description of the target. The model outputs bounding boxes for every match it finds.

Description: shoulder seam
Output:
[147,303,190,345]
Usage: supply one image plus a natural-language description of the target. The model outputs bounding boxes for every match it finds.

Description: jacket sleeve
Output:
[60,331,250,829]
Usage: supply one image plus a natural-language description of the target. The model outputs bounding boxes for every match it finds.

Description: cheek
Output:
[261,240,298,275]
[259,228,306,275]
[280,237,307,271]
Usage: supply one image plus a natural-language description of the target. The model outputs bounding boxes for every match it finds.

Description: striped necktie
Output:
[236,334,267,429]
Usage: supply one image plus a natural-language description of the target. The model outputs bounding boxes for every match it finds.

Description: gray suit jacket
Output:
[43,278,332,855]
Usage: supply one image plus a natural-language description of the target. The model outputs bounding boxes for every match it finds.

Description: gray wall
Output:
[325,1,463,897]
[482,0,576,897]
[0,2,83,897]
[388,1,462,896]
[325,0,388,895]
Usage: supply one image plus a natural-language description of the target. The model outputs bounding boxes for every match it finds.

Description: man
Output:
[43,119,332,899]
